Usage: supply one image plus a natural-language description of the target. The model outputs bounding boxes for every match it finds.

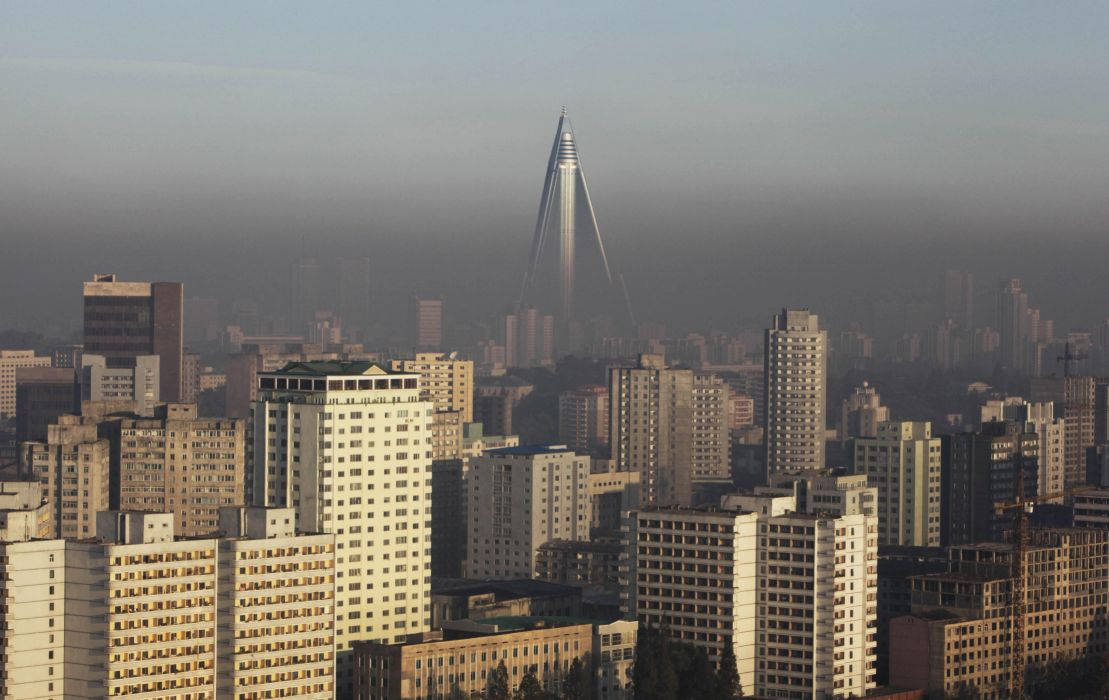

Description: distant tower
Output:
[520,109,631,333]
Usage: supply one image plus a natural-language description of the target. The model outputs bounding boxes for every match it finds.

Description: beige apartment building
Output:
[353,617,636,700]
[610,354,731,506]
[0,350,50,418]
[112,402,244,537]
[558,385,609,454]
[0,480,52,542]
[890,529,1109,699]
[853,421,943,546]
[390,352,473,423]
[624,480,878,699]
[0,507,335,700]
[765,308,827,474]
[465,445,591,579]
[20,416,111,538]
[249,361,433,693]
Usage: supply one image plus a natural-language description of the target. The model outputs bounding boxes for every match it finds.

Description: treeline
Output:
[632,627,741,700]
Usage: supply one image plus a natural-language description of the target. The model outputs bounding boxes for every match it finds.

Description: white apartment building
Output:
[248,361,433,692]
[625,484,877,700]
[465,445,591,579]
[0,507,335,700]
[765,309,827,475]
[853,421,942,546]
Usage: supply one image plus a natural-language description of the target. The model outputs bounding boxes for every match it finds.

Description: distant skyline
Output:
[3,2,1109,334]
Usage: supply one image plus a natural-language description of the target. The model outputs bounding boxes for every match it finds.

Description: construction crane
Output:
[1056,340,1088,378]
[993,476,1094,698]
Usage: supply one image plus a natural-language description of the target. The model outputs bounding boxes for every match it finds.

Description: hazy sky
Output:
[3,2,1109,334]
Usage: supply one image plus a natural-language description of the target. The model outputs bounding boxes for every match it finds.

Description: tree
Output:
[486,661,510,700]
[513,669,547,700]
[632,627,678,699]
[717,645,741,699]
[563,657,593,700]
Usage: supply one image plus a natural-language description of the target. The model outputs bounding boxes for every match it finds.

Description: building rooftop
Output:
[269,361,396,376]
[537,538,623,553]
[469,615,604,633]
[431,578,580,601]
[487,444,574,456]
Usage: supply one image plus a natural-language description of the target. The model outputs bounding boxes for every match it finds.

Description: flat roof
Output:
[487,444,574,456]
[431,578,579,600]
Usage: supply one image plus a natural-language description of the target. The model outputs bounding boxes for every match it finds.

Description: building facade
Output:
[248,361,433,691]
[558,385,609,454]
[839,381,888,443]
[20,416,111,538]
[353,617,635,700]
[890,529,1109,699]
[853,421,943,546]
[765,309,827,474]
[80,353,160,416]
[82,274,184,402]
[0,350,50,419]
[111,403,245,537]
[465,445,591,579]
[941,421,1039,546]
[0,507,335,699]
[390,353,474,423]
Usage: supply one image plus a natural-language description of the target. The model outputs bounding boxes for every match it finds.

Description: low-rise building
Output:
[431,579,583,629]
[352,617,634,700]
[889,529,1109,699]
[535,538,623,594]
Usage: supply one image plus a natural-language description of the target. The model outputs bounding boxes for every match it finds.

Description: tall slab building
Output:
[247,361,433,694]
[765,308,827,474]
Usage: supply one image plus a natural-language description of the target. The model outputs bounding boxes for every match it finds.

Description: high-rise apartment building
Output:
[390,352,473,423]
[182,350,201,403]
[623,484,878,699]
[248,361,433,691]
[14,366,76,443]
[19,416,111,538]
[109,403,244,537]
[0,350,50,419]
[465,445,591,579]
[1064,375,1096,492]
[981,398,1065,500]
[853,421,942,546]
[410,296,443,351]
[941,421,1039,546]
[839,381,888,443]
[0,507,335,699]
[558,385,609,454]
[765,308,827,474]
[82,273,184,402]
[79,353,160,415]
[610,355,731,506]
[610,354,692,506]
[691,373,732,481]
